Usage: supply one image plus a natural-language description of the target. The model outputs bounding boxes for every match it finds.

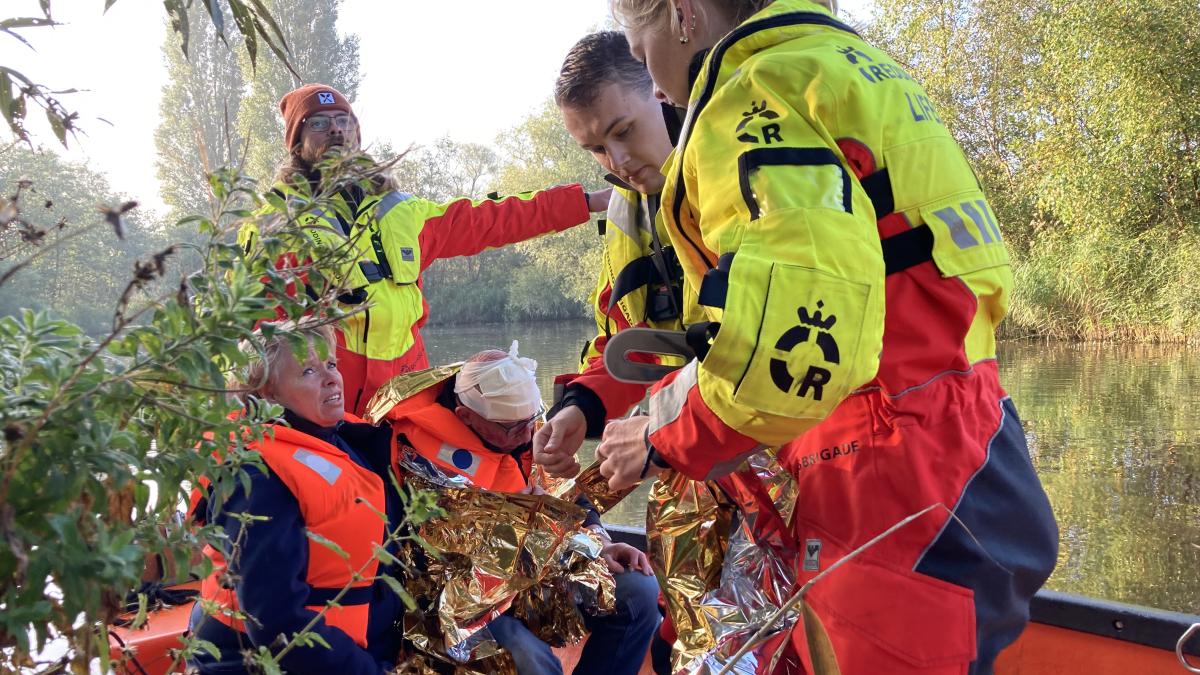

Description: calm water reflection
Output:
[425,321,1200,613]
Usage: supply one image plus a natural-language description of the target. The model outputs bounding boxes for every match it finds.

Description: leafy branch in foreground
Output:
[0,151,420,674]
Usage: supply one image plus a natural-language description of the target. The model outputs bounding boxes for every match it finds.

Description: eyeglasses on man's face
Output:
[492,408,544,434]
[305,113,356,132]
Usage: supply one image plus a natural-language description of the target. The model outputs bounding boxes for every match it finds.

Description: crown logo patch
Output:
[735,100,783,145]
[769,300,840,400]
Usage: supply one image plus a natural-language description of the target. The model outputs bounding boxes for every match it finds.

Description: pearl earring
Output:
[679,13,697,44]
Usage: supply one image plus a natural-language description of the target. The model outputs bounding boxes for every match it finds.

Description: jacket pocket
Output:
[375,192,422,285]
[807,557,976,671]
[709,249,874,421]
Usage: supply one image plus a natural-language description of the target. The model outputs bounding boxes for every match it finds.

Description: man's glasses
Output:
[305,113,355,132]
[493,408,544,434]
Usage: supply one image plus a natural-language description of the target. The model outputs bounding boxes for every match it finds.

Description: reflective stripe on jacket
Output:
[648,0,1013,475]
[198,418,387,647]
[384,382,530,493]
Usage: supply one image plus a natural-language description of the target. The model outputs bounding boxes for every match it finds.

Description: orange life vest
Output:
[383,383,530,493]
[196,417,386,647]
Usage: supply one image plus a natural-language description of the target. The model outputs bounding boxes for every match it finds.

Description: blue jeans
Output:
[489,570,661,675]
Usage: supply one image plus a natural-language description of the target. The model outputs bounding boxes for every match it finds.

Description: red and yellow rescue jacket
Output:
[646,3,1059,672]
[197,417,387,647]
[241,184,591,417]
[383,382,530,493]
[648,0,1012,476]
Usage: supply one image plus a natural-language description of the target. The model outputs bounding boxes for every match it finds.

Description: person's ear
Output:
[454,406,473,425]
[256,374,275,403]
[677,0,697,42]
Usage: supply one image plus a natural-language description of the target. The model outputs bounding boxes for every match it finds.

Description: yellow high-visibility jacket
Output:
[241,182,590,415]
[554,184,697,430]
[648,0,1012,476]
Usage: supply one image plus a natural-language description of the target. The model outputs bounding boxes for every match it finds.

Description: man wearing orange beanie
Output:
[243,84,610,416]
[279,83,359,155]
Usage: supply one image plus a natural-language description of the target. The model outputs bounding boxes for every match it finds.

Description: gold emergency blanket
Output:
[397,453,616,673]
[531,458,639,515]
[650,450,805,674]
[362,363,464,425]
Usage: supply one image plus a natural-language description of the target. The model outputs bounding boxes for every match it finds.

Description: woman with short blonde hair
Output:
[241,320,337,400]
[190,320,403,675]
[590,1,1059,673]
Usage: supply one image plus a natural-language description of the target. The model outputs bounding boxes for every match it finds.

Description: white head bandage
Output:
[454,340,541,421]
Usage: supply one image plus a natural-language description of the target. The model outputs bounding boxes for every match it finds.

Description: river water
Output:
[424,320,1200,614]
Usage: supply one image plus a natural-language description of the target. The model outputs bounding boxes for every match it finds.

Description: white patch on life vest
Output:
[437,443,481,477]
[292,448,342,485]
[803,538,821,571]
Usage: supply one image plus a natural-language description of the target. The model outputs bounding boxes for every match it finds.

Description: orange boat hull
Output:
[111,605,1187,675]
[996,621,1189,675]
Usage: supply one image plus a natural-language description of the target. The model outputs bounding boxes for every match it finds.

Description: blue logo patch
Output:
[451,449,474,470]
[317,92,336,105]
[437,443,481,477]
[400,247,415,262]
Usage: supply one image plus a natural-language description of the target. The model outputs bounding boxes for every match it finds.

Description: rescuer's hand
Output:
[533,405,587,478]
[585,188,612,213]
[597,415,663,491]
[600,542,654,575]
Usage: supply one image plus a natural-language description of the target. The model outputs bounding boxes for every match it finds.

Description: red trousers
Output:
[775,361,1057,675]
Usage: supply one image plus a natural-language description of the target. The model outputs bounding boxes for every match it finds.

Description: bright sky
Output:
[1,0,872,215]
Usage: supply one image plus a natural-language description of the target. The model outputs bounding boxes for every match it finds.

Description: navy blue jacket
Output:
[189,411,404,674]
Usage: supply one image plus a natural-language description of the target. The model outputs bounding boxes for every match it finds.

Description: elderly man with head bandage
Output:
[381,343,661,675]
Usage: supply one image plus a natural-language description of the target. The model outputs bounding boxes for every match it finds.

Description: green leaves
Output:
[201,0,226,43]
[401,481,446,526]
[0,156,364,670]
[0,17,57,31]
[216,0,296,78]
[379,573,417,611]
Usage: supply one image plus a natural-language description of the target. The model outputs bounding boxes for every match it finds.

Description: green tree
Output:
[494,100,608,317]
[0,146,165,335]
[235,0,361,184]
[153,3,248,219]
[395,137,522,324]
[0,153,437,674]
[391,129,604,325]
[866,0,1200,339]
[393,137,499,202]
